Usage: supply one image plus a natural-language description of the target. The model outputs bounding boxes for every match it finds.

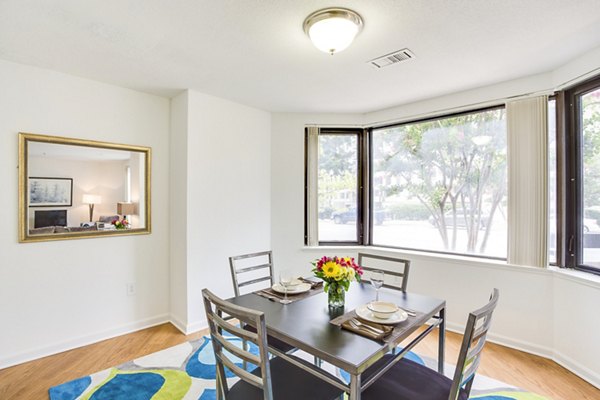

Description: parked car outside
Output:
[332,208,385,225]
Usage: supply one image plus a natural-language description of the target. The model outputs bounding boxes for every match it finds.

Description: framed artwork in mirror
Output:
[29,177,73,207]
[18,132,152,243]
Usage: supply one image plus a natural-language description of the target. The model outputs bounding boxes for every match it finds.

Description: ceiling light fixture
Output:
[303,7,363,55]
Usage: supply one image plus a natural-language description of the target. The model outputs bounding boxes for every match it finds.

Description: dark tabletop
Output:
[228,282,445,374]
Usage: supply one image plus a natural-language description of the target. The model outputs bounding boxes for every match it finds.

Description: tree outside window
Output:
[371,108,507,257]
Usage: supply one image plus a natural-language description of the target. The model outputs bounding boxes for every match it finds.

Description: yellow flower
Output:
[322,261,341,279]
[345,267,355,280]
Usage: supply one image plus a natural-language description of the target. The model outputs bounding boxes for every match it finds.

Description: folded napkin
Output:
[341,318,394,341]
[299,277,323,289]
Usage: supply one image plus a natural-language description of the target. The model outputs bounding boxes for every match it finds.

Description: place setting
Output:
[255,269,323,304]
[330,270,419,342]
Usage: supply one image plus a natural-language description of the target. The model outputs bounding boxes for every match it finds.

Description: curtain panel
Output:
[306,126,319,246]
[507,96,548,267]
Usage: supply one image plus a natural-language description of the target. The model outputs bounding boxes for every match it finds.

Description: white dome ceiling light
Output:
[303,7,364,55]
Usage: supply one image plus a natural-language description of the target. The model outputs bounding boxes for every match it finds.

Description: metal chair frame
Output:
[448,288,500,400]
[203,288,347,400]
[360,289,498,400]
[357,253,411,292]
[229,250,274,297]
[202,288,273,399]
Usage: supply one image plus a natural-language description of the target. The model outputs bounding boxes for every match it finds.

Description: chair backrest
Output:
[229,251,274,296]
[448,288,500,400]
[357,253,411,292]
[202,288,274,400]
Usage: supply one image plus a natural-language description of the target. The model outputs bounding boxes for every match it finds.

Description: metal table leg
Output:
[349,373,361,400]
[438,307,445,374]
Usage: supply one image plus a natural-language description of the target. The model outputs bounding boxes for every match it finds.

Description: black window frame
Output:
[306,89,600,274]
[306,105,511,260]
[305,127,367,246]
[563,74,600,275]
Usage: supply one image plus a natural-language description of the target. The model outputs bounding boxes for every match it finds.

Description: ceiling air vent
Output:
[369,48,415,69]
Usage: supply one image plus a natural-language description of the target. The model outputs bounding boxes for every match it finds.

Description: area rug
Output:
[49,335,548,400]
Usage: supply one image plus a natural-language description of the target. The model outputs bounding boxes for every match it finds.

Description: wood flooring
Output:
[0,323,598,399]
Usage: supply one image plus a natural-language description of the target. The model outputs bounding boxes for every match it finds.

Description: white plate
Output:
[355,304,408,325]
[272,282,311,294]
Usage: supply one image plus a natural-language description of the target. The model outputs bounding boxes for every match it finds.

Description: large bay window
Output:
[306,76,600,274]
[307,107,509,259]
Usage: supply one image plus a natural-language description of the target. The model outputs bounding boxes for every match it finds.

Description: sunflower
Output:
[322,261,341,279]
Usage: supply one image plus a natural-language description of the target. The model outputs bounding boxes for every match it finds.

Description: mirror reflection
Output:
[19,133,151,242]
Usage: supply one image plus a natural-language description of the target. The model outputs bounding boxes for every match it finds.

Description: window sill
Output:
[549,266,600,290]
[302,245,550,276]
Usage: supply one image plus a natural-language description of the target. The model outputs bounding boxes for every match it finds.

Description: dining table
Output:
[228,281,446,400]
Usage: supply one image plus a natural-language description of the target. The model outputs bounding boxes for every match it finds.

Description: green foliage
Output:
[317,135,359,212]
[585,207,600,220]
[387,203,430,220]
[373,108,507,253]
[582,90,600,208]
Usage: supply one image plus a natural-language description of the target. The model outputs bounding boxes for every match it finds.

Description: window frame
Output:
[305,127,367,246]
[367,105,507,260]
[563,75,600,275]
[306,105,511,260]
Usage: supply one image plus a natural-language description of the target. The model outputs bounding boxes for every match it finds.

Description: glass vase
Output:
[327,283,345,308]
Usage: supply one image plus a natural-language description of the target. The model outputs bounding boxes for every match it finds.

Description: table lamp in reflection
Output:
[82,194,101,222]
[117,202,136,222]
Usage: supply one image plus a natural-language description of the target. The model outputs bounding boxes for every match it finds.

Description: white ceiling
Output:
[1,0,600,113]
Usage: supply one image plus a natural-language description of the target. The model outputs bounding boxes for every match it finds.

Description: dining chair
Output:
[357,253,411,292]
[228,250,295,354]
[202,288,345,400]
[229,250,275,297]
[360,288,500,400]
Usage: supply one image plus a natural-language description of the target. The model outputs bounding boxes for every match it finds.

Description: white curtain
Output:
[507,96,548,267]
[306,126,319,246]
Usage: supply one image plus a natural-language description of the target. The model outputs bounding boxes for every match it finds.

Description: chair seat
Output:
[243,324,295,353]
[226,355,344,400]
[361,355,468,400]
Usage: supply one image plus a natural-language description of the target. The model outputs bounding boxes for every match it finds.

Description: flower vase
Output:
[327,283,345,308]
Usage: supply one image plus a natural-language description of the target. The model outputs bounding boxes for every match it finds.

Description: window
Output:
[308,107,508,259]
[371,108,507,258]
[316,129,363,243]
[565,76,600,274]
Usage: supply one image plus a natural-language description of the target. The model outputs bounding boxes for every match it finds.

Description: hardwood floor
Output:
[0,323,598,399]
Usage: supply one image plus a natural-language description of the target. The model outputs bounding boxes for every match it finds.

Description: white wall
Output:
[0,59,171,368]
[170,90,272,333]
[169,91,190,331]
[553,271,600,387]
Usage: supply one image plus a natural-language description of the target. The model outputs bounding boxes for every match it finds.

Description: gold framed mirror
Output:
[18,132,151,242]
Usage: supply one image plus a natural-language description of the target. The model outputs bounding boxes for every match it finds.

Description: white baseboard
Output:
[445,322,600,390]
[0,314,170,370]
[553,351,600,390]
[168,314,207,335]
[185,318,208,335]
[445,322,553,359]
[169,314,188,334]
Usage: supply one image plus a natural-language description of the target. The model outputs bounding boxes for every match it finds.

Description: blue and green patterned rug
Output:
[49,335,548,399]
